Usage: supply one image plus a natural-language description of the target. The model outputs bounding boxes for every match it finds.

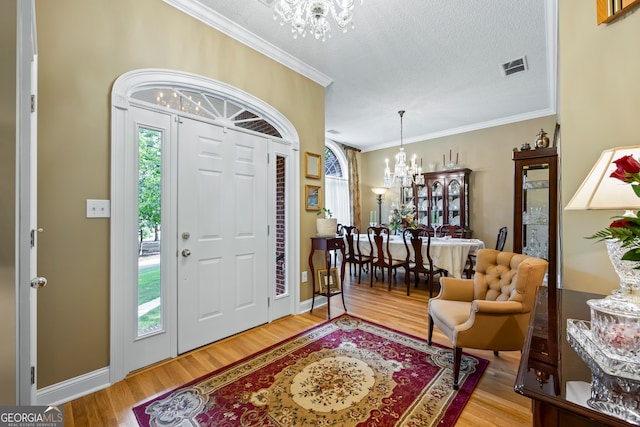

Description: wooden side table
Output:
[309,236,347,319]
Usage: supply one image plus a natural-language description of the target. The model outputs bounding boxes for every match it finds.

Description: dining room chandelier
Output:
[273,0,362,42]
[384,110,424,188]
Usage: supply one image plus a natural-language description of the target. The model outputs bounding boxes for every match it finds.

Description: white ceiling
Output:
[165,0,557,151]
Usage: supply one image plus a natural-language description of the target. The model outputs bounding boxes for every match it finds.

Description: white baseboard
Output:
[37,367,111,406]
[36,300,331,405]
[298,296,326,314]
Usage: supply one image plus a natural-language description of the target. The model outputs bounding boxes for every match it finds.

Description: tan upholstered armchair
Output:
[427,248,548,389]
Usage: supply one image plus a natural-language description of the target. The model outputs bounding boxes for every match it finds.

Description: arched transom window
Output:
[131,87,283,138]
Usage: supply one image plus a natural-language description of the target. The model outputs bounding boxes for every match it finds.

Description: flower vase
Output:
[316,218,338,237]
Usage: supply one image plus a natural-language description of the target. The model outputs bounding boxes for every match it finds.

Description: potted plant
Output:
[316,208,337,236]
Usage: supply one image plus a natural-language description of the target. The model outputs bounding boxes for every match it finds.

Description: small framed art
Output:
[317,268,341,294]
[305,184,321,211]
[305,152,321,179]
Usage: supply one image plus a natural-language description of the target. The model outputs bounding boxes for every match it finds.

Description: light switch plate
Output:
[302,271,308,283]
[86,199,111,218]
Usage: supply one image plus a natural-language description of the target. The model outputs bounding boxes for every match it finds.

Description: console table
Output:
[515,287,636,427]
[308,236,347,319]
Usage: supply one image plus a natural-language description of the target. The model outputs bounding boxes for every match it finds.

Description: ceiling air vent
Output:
[327,129,340,134]
[501,56,528,76]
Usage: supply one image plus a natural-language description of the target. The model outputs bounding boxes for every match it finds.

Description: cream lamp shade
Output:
[565,146,640,211]
[371,187,387,196]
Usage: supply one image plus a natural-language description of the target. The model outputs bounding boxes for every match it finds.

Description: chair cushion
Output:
[428,299,472,338]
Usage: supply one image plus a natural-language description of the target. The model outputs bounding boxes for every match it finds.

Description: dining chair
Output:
[402,227,448,297]
[417,224,436,237]
[341,225,370,284]
[441,224,465,238]
[367,226,409,290]
[495,226,508,251]
[464,226,508,278]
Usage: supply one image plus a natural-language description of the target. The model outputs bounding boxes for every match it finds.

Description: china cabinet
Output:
[403,168,472,237]
[513,147,558,290]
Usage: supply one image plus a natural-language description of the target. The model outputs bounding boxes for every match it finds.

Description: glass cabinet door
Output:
[447,179,461,226]
[513,147,558,290]
[401,185,414,206]
[415,183,428,225]
[521,168,549,259]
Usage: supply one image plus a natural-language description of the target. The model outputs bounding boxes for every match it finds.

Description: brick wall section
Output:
[275,156,286,295]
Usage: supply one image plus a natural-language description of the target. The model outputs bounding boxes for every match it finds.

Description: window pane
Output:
[138,127,162,336]
[324,146,343,177]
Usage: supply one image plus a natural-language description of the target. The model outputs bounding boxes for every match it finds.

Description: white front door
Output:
[17,0,39,404]
[177,117,269,353]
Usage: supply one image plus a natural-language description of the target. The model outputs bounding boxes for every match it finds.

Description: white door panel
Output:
[178,118,268,353]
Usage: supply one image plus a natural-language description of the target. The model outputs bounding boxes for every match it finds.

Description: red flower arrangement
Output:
[588,155,640,266]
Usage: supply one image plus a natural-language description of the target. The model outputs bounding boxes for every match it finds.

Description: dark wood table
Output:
[308,236,347,319]
[515,287,638,427]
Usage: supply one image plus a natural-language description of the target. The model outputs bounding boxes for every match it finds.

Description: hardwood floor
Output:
[61,269,533,426]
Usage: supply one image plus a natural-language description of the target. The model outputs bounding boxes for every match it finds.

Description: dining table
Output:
[353,234,485,279]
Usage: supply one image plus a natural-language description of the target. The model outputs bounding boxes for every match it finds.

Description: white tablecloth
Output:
[353,235,485,279]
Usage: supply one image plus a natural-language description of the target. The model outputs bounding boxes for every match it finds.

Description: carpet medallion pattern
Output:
[134,315,488,427]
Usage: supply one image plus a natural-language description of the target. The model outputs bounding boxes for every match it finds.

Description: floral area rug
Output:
[133,315,488,427]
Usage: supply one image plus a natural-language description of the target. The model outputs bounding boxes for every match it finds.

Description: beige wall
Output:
[35,0,324,388]
[360,116,558,250]
[560,1,640,294]
[0,0,17,405]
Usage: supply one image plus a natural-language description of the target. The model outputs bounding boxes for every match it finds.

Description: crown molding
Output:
[163,0,333,88]
[361,108,557,153]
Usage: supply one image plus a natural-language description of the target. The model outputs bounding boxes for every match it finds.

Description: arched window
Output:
[324,140,350,225]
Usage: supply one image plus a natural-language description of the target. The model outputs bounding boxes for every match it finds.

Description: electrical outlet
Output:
[302,271,308,282]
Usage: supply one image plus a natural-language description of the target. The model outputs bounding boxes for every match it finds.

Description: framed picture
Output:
[305,184,321,211]
[317,268,341,293]
[305,152,321,179]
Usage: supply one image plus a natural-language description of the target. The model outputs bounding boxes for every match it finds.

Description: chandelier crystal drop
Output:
[384,111,425,188]
[273,0,362,42]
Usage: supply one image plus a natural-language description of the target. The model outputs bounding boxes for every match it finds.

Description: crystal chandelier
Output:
[273,0,362,42]
[384,111,424,188]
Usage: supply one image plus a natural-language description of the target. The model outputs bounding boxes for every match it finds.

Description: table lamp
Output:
[564,145,640,388]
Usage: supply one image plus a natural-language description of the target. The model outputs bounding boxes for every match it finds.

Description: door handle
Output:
[182,249,191,257]
[30,277,47,289]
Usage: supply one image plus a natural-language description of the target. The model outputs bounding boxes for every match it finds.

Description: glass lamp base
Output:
[606,239,640,303]
[567,320,640,425]
[567,319,640,380]
[587,297,640,362]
